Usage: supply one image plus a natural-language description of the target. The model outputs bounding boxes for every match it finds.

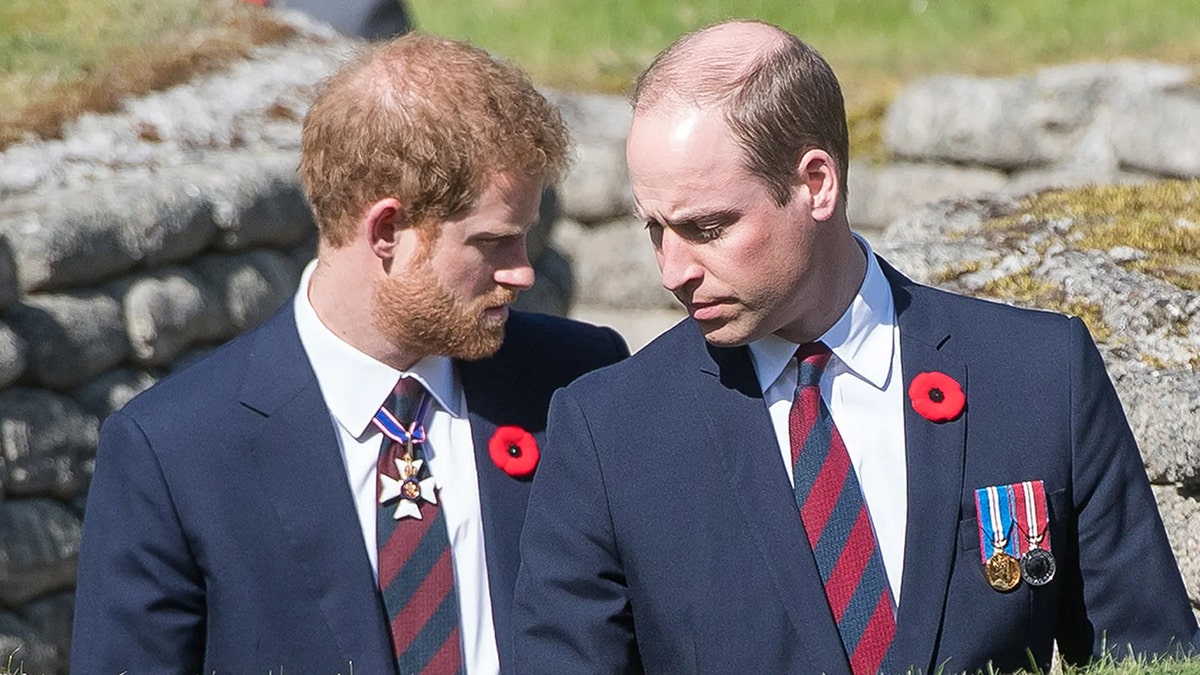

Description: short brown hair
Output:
[300,34,569,247]
[632,22,849,207]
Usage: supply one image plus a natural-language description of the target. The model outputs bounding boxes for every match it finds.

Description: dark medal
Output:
[1020,547,1056,586]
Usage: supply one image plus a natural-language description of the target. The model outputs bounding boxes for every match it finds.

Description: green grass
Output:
[0,0,294,148]
[406,0,1200,160]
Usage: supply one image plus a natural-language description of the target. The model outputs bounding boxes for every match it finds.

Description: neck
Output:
[307,252,426,371]
[777,225,867,345]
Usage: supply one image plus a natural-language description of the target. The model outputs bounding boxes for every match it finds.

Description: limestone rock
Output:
[6,291,127,390]
[1153,485,1200,614]
[0,499,81,607]
[548,91,634,225]
[884,75,1090,170]
[121,268,227,366]
[513,247,572,317]
[878,195,1200,488]
[19,591,73,670]
[193,250,301,336]
[848,161,1007,232]
[0,322,28,390]
[0,611,62,675]
[1113,87,1200,177]
[0,173,217,293]
[551,218,677,311]
[193,150,316,251]
[72,369,160,418]
[0,389,98,500]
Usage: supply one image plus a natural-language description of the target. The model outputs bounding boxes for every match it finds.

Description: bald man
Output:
[512,20,1198,674]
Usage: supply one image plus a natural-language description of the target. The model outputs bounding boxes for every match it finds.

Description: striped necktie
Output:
[789,343,896,675]
[374,377,464,674]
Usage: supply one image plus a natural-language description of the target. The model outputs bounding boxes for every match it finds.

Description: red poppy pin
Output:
[488,425,540,478]
[908,372,965,422]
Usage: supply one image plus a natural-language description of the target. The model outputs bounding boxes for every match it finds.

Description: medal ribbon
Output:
[372,390,432,446]
[974,484,1018,565]
[1011,480,1050,553]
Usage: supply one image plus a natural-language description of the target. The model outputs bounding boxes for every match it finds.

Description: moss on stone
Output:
[999,180,1200,290]
[976,267,1114,342]
[961,180,1200,352]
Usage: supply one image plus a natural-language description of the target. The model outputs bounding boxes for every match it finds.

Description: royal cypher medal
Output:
[373,391,438,520]
[975,484,1022,592]
[1013,480,1056,586]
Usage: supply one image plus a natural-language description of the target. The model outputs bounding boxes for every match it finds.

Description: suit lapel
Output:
[882,261,969,672]
[697,335,851,674]
[459,347,538,674]
[239,305,395,672]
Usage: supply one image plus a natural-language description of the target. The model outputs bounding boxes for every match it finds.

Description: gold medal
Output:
[985,552,1021,592]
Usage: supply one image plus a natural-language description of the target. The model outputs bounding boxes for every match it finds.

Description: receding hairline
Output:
[632,20,794,112]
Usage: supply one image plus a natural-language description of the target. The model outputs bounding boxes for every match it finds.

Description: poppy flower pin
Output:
[489,425,540,478]
[908,371,965,422]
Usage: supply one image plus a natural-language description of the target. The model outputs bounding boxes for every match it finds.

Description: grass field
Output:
[4,0,1198,154]
[0,0,292,148]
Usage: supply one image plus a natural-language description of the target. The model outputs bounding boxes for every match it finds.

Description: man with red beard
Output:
[71,35,627,673]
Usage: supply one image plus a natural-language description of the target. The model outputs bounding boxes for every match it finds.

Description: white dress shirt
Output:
[293,260,500,674]
[747,238,908,603]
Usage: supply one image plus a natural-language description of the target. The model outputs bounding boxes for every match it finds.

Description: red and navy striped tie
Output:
[375,378,464,674]
[789,343,896,675]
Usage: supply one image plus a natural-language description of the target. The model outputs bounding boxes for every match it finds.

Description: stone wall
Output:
[1,12,1197,672]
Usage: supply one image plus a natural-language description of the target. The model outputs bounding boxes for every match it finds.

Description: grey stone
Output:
[0,611,61,675]
[72,369,160,419]
[545,91,635,225]
[192,151,316,251]
[551,217,677,311]
[0,237,21,311]
[1002,167,1153,198]
[1114,368,1200,487]
[121,268,227,366]
[557,140,634,225]
[6,291,127,390]
[546,91,633,145]
[884,75,1092,170]
[0,389,98,500]
[849,160,1007,232]
[1153,485,1200,614]
[0,499,81,607]
[1112,87,1200,177]
[879,194,1200,488]
[0,322,27,390]
[528,187,561,264]
[19,591,73,668]
[568,304,684,354]
[193,250,301,336]
[0,172,216,293]
[513,247,572,317]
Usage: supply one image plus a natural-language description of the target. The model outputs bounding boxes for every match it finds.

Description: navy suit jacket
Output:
[514,260,1198,674]
[71,304,627,674]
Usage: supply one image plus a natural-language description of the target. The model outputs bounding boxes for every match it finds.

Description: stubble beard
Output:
[371,254,517,362]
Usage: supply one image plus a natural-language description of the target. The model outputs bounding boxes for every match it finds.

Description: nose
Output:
[655,229,703,294]
[495,239,536,291]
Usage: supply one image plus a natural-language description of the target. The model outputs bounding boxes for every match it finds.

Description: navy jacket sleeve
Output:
[71,410,206,673]
[512,387,644,675]
[1057,317,1197,662]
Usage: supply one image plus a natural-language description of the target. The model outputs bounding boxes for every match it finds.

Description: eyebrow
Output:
[638,208,741,229]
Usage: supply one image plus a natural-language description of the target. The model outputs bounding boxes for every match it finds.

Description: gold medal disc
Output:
[984,552,1022,592]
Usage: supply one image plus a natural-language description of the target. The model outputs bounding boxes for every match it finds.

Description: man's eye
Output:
[643,219,663,231]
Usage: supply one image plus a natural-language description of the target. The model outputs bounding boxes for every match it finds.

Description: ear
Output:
[796,149,840,222]
[364,197,407,260]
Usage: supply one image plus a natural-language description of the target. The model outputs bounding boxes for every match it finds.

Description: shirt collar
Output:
[293,260,463,439]
[748,235,896,393]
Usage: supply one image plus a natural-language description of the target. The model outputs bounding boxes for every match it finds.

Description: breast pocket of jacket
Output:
[941,488,1069,668]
